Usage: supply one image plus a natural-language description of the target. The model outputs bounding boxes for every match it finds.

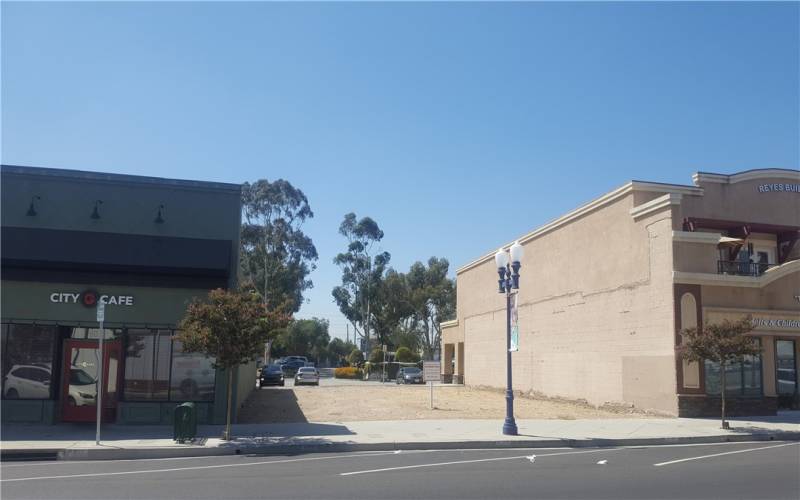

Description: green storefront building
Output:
[1,165,254,425]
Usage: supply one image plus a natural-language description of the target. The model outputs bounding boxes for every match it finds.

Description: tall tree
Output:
[332,213,390,355]
[406,257,456,360]
[177,288,288,440]
[679,316,761,429]
[240,179,318,313]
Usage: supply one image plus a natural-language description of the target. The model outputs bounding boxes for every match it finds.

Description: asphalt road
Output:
[2,441,798,499]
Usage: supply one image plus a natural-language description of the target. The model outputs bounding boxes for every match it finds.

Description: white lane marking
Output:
[653,442,799,467]
[0,451,400,483]
[339,447,621,476]
[0,448,415,468]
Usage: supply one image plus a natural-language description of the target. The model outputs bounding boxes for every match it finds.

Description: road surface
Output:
[2,441,798,499]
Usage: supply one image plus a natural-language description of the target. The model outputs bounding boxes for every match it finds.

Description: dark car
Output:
[260,364,285,387]
[280,360,305,377]
[396,367,423,384]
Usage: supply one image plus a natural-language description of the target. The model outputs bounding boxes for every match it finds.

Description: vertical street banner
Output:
[510,292,519,352]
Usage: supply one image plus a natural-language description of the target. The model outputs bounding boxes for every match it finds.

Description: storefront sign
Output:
[752,317,800,329]
[49,290,134,307]
[757,183,800,193]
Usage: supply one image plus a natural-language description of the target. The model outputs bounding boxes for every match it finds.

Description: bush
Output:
[347,349,364,367]
[395,347,418,363]
[334,367,363,379]
[369,348,384,364]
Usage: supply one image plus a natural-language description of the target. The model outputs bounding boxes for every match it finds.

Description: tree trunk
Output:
[223,368,234,440]
[720,361,728,430]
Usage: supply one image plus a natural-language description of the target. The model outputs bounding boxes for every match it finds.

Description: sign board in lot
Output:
[423,361,440,382]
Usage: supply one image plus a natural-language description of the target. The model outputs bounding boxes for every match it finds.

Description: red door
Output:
[61,339,122,423]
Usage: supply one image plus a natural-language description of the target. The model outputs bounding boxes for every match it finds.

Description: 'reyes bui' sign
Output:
[50,290,134,307]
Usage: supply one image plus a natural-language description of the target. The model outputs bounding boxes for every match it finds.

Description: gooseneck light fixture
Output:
[495,240,524,436]
[26,196,41,216]
[154,204,165,224]
[91,200,103,220]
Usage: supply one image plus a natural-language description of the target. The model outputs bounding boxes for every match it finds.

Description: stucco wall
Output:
[456,193,678,414]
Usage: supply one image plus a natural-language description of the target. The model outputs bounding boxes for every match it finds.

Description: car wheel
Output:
[280,380,285,386]
[6,388,18,399]
[68,396,77,407]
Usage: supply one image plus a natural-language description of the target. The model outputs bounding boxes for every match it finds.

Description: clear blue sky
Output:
[3,2,798,340]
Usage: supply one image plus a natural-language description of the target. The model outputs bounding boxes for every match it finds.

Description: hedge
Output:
[334,367,364,379]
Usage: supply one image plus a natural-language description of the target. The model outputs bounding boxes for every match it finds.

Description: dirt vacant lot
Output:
[237,381,659,423]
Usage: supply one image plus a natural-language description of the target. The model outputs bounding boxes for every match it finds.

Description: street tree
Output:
[406,257,456,360]
[241,179,318,313]
[328,338,357,366]
[332,213,390,356]
[679,316,761,429]
[177,288,288,440]
[347,348,365,367]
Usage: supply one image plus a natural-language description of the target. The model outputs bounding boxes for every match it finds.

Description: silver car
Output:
[294,367,319,386]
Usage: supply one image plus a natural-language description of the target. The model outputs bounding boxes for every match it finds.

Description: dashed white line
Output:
[653,442,799,467]
[0,451,399,483]
[339,447,621,476]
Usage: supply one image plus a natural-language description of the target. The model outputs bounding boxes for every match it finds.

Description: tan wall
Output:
[680,174,800,228]
[701,272,800,311]
[457,193,678,414]
[674,241,719,274]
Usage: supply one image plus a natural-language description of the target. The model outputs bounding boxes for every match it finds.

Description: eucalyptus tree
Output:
[406,257,456,360]
[332,213,390,355]
[240,179,318,314]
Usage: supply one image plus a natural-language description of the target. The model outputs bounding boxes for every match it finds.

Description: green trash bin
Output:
[173,402,197,443]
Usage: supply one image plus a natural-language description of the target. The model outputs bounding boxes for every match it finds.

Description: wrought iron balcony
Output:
[717,260,777,277]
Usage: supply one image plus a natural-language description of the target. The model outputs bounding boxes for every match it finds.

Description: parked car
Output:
[294,367,319,386]
[396,367,423,384]
[281,360,306,377]
[3,364,52,399]
[260,364,285,387]
[68,367,97,406]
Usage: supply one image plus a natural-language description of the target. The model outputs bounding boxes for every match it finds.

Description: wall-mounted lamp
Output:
[155,204,165,224]
[91,200,103,220]
[26,196,41,216]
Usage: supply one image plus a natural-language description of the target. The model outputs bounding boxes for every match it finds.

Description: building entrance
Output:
[61,339,122,422]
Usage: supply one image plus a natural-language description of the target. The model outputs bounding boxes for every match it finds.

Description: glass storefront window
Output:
[1,324,58,400]
[123,329,172,401]
[776,340,797,395]
[705,339,762,397]
[170,340,215,401]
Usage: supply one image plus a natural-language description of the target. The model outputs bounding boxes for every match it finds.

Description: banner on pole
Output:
[510,293,519,352]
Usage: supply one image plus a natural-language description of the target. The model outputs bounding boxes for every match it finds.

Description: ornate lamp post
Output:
[495,241,524,436]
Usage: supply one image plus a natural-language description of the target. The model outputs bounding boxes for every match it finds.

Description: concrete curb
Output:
[3,431,799,461]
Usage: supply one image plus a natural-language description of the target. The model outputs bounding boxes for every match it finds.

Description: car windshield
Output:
[403,368,421,374]
[298,367,315,373]
[266,365,282,373]
[70,368,95,385]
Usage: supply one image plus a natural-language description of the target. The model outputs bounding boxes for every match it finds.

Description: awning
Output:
[718,236,745,247]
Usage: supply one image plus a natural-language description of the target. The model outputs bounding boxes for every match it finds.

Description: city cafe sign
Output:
[50,290,134,307]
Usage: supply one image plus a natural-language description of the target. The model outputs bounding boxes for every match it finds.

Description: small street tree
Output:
[178,288,288,440]
[679,316,761,429]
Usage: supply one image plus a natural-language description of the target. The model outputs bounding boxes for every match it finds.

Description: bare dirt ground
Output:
[237,379,661,423]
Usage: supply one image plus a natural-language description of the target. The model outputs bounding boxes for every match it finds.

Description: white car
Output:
[294,367,319,386]
[3,364,52,399]
[67,367,97,406]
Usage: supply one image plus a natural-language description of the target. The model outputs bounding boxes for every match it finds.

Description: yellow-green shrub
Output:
[334,367,363,379]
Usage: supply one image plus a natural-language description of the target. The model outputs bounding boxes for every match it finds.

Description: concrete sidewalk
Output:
[2,413,798,461]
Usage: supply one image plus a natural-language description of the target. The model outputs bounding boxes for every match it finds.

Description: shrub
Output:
[395,347,417,363]
[369,348,384,364]
[347,349,365,367]
[334,367,363,379]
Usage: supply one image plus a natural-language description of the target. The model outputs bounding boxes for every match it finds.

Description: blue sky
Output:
[3,2,798,340]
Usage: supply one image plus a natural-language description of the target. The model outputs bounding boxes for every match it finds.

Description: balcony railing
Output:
[717,260,777,277]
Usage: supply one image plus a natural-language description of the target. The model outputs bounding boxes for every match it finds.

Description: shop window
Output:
[123,329,172,401]
[776,340,797,395]
[170,340,215,401]
[1,324,58,400]
[704,340,762,397]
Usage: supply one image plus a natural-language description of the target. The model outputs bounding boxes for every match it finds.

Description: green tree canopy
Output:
[271,318,330,364]
[241,179,318,314]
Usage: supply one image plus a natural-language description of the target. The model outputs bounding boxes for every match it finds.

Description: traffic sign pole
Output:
[95,302,105,446]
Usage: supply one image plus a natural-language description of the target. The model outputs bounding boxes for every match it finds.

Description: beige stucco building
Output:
[441,168,799,416]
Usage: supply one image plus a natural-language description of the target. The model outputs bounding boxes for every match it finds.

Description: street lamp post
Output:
[495,241,524,436]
